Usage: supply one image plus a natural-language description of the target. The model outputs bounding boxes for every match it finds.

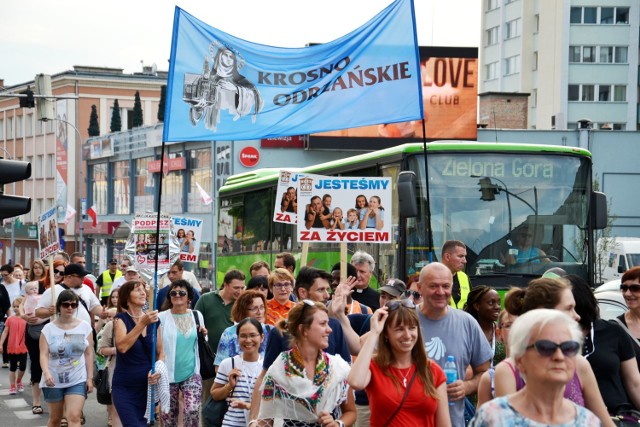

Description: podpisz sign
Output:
[239,146,260,168]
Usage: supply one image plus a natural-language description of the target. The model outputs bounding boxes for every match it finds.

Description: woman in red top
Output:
[348,299,451,427]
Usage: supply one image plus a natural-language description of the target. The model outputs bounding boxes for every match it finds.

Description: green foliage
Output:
[110,99,122,132]
[157,85,166,122]
[88,104,100,136]
[132,91,143,128]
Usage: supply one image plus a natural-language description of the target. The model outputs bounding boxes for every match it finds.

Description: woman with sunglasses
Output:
[255,300,356,427]
[570,274,640,418]
[472,309,600,426]
[39,290,94,427]
[617,267,640,367]
[112,280,164,427]
[493,279,614,426]
[349,299,450,427]
[211,317,264,426]
[214,290,270,368]
[157,280,205,427]
[52,260,67,285]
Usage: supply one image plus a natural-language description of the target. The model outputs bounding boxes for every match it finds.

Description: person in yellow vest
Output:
[441,240,472,309]
[95,258,123,305]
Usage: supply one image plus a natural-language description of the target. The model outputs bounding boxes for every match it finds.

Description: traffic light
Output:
[0,159,32,220]
[478,177,499,201]
[18,87,35,108]
[34,74,54,121]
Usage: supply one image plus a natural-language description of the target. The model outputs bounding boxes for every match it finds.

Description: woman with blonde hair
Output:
[264,268,296,326]
[349,299,450,426]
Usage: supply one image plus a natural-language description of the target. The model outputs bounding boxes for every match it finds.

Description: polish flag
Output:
[87,205,98,227]
[64,204,77,224]
[196,182,213,206]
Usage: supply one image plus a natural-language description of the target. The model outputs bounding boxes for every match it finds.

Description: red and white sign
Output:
[239,146,260,168]
[148,156,187,174]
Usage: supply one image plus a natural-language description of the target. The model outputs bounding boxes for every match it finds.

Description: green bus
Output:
[216,142,607,289]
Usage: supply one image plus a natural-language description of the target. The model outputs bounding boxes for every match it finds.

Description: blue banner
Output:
[163,0,422,142]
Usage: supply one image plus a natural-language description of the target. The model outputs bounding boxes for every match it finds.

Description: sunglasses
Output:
[385,298,416,311]
[621,284,640,293]
[54,270,65,276]
[61,302,78,309]
[403,290,421,300]
[169,290,188,297]
[526,339,581,357]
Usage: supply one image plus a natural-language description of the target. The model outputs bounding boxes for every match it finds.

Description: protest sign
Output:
[38,207,60,259]
[172,215,203,263]
[273,170,298,225]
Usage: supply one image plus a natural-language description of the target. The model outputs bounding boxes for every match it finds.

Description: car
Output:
[595,290,627,320]
[595,279,621,293]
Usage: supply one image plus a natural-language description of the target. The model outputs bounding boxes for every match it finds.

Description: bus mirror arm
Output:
[591,191,607,230]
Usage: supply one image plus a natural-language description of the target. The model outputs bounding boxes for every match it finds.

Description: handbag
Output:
[382,368,418,427]
[611,404,640,427]
[193,310,216,380]
[202,358,235,427]
[93,366,112,405]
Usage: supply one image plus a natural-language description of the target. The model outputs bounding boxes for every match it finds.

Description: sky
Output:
[0,0,480,88]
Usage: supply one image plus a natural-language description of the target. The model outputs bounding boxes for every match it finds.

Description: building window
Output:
[46,154,55,178]
[583,7,597,23]
[532,51,538,70]
[614,85,626,102]
[613,123,626,130]
[161,154,184,213]
[570,7,582,24]
[113,160,130,214]
[486,26,499,46]
[487,0,498,11]
[134,157,155,213]
[531,89,537,108]
[599,46,613,63]
[93,163,108,215]
[188,148,213,213]
[616,7,629,24]
[582,46,596,63]
[0,119,4,139]
[568,85,580,101]
[569,46,581,63]
[504,55,520,75]
[505,18,520,39]
[486,61,499,80]
[600,7,614,24]
[598,85,611,101]
[7,117,13,139]
[534,14,539,33]
[581,85,595,101]
[25,113,33,137]
[35,155,43,178]
[615,47,628,63]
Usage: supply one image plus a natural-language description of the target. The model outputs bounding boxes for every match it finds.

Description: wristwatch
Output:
[335,420,345,427]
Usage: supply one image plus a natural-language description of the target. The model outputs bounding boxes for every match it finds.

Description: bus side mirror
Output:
[591,191,607,230]
[398,171,418,217]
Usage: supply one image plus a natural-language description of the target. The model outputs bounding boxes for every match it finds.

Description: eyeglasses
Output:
[247,305,266,314]
[526,339,581,357]
[239,333,262,340]
[403,290,421,300]
[61,302,78,309]
[621,284,640,293]
[273,282,292,289]
[385,299,416,311]
[169,290,188,297]
[54,270,65,276]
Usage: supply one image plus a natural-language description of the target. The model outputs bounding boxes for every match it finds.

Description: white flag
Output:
[196,182,213,205]
[64,204,77,224]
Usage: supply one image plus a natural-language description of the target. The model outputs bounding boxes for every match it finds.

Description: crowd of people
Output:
[1,244,639,427]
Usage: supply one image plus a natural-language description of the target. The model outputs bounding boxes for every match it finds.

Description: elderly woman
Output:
[112,280,164,427]
[349,299,450,427]
[472,309,600,425]
[214,290,270,367]
[255,300,356,427]
[617,266,640,367]
[158,280,205,427]
[494,279,613,426]
[264,268,296,326]
[39,290,94,427]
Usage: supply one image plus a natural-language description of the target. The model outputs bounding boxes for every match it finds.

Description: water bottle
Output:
[443,355,457,406]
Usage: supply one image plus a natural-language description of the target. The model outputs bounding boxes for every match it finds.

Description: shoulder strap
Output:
[192,310,200,327]
[612,317,640,349]
[383,368,418,427]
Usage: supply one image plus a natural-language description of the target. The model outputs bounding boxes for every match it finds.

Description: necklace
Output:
[395,365,413,388]
[127,310,143,320]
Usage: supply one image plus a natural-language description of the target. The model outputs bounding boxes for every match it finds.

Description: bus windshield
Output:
[406,152,591,283]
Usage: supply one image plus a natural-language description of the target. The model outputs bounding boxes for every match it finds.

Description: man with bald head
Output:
[417,262,492,427]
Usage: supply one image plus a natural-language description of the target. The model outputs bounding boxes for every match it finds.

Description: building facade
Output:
[480,0,639,130]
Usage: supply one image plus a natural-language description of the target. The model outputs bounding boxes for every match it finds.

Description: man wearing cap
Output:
[111,265,141,292]
[35,263,103,327]
[95,259,123,306]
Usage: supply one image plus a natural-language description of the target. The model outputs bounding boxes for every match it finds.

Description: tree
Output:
[110,99,122,132]
[133,91,143,128]
[157,85,166,122]
[88,105,100,136]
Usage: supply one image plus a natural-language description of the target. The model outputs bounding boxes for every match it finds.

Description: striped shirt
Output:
[214,355,262,427]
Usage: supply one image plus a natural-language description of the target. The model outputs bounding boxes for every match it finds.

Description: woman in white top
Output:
[211,317,264,427]
[39,290,94,427]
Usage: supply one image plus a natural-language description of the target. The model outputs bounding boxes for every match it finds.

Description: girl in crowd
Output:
[464,286,504,365]
[211,318,264,427]
[40,290,94,427]
[215,290,270,367]
[349,299,450,427]
[359,195,384,230]
[0,296,28,395]
[26,259,46,285]
[472,309,600,426]
[112,280,163,427]
[256,301,356,427]
[493,278,614,426]
[159,280,205,427]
